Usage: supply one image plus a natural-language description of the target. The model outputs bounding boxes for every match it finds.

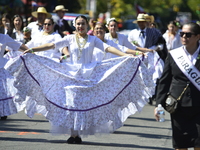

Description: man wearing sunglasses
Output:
[155,22,200,150]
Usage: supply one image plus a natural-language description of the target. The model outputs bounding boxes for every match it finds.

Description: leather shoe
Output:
[74,136,82,144]
[67,137,75,144]
[1,116,7,120]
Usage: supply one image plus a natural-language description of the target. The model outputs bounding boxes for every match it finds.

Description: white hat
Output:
[32,7,52,18]
[53,5,68,12]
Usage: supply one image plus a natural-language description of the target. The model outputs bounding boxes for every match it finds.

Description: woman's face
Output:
[14,17,22,29]
[168,24,175,33]
[43,19,54,33]
[181,25,199,47]
[2,17,10,27]
[107,21,118,33]
[93,24,105,39]
[75,17,88,35]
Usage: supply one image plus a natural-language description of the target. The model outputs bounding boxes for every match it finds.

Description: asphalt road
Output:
[0,103,174,150]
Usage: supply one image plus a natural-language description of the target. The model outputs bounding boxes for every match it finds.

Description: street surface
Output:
[0,104,174,150]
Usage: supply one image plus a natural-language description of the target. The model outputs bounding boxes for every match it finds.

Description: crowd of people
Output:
[0,4,200,150]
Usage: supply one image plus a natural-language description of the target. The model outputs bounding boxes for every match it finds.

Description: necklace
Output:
[109,33,118,44]
[76,34,88,60]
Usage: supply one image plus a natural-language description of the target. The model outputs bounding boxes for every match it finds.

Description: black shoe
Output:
[67,137,75,144]
[148,98,152,105]
[74,136,82,144]
[1,116,7,120]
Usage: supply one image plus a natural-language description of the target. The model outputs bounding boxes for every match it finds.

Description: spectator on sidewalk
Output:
[53,5,74,37]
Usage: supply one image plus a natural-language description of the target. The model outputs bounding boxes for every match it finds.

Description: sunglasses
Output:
[179,32,196,38]
[44,23,52,26]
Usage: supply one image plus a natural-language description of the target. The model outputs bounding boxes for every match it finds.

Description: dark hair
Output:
[108,19,118,25]
[168,21,177,27]
[151,22,157,28]
[45,17,54,25]
[0,13,11,27]
[75,15,88,24]
[12,14,24,30]
[184,22,200,35]
[94,22,106,31]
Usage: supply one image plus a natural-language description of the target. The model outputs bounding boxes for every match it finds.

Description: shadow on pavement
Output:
[113,131,171,139]
[82,141,173,150]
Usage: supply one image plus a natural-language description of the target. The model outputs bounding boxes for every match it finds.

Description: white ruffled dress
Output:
[5,34,155,135]
[0,34,24,117]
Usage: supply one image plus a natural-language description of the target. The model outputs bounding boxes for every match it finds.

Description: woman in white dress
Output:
[105,18,153,53]
[26,18,62,62]
[163,21,182,51]
[92,21,144,60]
[0,34,27,120]
[5,15,154,143]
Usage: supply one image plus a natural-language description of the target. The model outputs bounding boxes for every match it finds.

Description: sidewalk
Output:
[0,104,173,150]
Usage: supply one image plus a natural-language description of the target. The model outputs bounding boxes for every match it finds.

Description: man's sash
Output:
[170,47,200,91]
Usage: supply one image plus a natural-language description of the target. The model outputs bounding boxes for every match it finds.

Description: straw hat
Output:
[32,7,52,18]
[144,14,154,23]
[53,5,68,12]
[133,13,146,23]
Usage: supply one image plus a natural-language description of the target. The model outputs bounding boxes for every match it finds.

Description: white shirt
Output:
[183,45,200,65]
[27,21,44,39]
[128,28,146,48]
[93,39,129,61]
[12,29,24,43]
[54,34,109,65]
[105,33,136,50]
[163,32,182,50]
[26,32,62,62]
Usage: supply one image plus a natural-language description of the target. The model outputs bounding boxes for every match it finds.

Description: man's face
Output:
[37,13,47,23]
[137,21,146,30]
[56,10,65,19]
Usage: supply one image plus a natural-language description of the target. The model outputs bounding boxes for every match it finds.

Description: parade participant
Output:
[5,15,154,144]
[155,22,200,150]
[163,21,182,51]
[144,14,155,28]
[28,7,52,38]
[26,18,62,62]
[92,21,145,60]
[128,13,168,61]
[105,18,154,53]
[53,5,74,37]
[0,34,28,120]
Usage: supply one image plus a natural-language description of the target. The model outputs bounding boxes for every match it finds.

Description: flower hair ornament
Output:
[106,18,116,27]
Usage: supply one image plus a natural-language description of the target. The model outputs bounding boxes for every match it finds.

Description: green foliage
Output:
[72,0,200,21]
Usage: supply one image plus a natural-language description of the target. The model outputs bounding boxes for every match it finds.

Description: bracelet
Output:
[135,51,140,56]
[63,55,67,59]
[30,48,34,53]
